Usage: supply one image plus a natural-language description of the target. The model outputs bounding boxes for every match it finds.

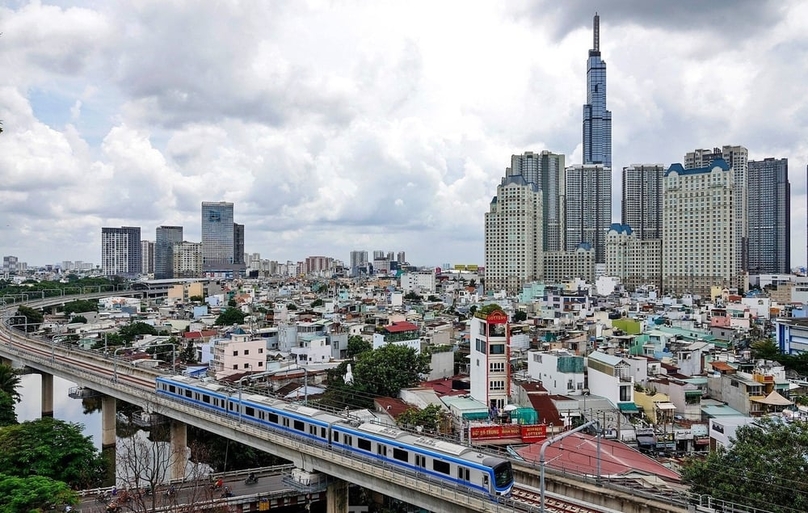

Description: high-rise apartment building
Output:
[484,176,543,294]
[605,224,662,291]
[506,151,566,251]
[173,241,203,278]
[622,164,664,240]
[155,226,183,279]
[684,145,748,277]
[397,251,406,265]
[662,160,737,296]
[565,164,611,263]
[101,226,141,278]
[140,240,154,275]
[201,202,245,276]
[747,158,790,274]
[582,13,612,168]
[349,250,369,276]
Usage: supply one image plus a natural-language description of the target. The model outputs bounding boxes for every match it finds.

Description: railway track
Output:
[512,485,605,513]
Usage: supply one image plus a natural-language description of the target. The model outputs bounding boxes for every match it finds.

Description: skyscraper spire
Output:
[593,12,600,54]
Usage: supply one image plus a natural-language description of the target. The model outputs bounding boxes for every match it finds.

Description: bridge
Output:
[0,293,691,513]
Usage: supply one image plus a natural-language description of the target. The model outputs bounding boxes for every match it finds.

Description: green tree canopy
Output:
[353,344,431,399]
[215,307,246,326]
[189,295,204,302]
[118,321,158,342]
[0,417,105,489]
[0,473,78,513]
[396,404,443,433]
[10,306,43,332]
[0,364,22,404]
[310,298,324,308]
[0,392,16,427]
[62,299,98,316]
[682,417,808,513]
[69,315,87,324]
[346,336,372,358]
[403,291,422,302]
[513,310,528,322]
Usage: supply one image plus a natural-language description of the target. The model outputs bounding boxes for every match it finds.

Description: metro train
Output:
[155,375,514,497]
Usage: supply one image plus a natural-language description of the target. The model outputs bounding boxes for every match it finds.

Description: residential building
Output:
[349,250,369,277]
[582,13,612,168]
[484,175,543,294]
[542,247,595,284]
[605,223,662,291]
[140,240,154,275]
[565,164,611,263]
[2,256,22,274]
[201,201,245,277]
[305,256,333,275]
[155,226,183,279]
[747,157,790,274]
[505,151,566,251]
[684,145,748,275]
[101,226,141,278]
[622,164,664,240]
[210,329,266,379]
[173,241,203,278]
[400,271,436,294]
[662,160,737,296]
[372,321,420,353]
[526,350,585,396]
[586,351,634,408]
[469,309,510,411]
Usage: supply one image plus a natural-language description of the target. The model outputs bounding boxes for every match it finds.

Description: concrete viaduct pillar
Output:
[40,372,53,417]
[326,478,348,513]
[101,395,117,449]
[170,420,187,481]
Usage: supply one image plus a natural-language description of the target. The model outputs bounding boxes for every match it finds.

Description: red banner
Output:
[486,311,508,324]
[470,424,547,443]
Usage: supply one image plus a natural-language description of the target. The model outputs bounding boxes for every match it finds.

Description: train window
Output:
[202,395,210,404]
[433,460,450,475]
[357,438,371,451]
[333,432,339,443]
[377,445,387,457]
[259,412,265,420]
[393,448,408,462]
[294,420,305,431]
[415,455,426,468]
[309,426,317,435]
[267,413,278,423]
[245,407,255,417]
[344,435,353,446]
[457,467,469,481]
[184,390,192,398]
[321,427,327,438]
[168,385,175,394]
[283,418,290,428]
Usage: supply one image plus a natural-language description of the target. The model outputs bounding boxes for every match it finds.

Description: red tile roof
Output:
[517,433,681,482]
[385,321,419,333]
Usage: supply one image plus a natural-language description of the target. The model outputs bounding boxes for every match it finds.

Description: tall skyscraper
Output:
[174,241,203,278]
[155,226,183,279]
[663,160,736,296]
[582,13,612,168]
[484,175,543,294]
[349,250,369,276]
[565,164,611,263]
[684,145,748,279]
[622,164,664,240]
[101,226,141,278]
[506,151,566,251]
[201,201,246,276]
[748,158,790,274]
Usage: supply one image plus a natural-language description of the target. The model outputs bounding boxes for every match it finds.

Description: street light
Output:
[540,420,599,513]
[112,346,129,383]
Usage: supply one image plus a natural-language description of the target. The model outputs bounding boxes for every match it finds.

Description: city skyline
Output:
[1,2,807,268]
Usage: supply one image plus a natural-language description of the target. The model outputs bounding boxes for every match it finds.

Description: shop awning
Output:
[636,435,656,446]
[618,402,639,413]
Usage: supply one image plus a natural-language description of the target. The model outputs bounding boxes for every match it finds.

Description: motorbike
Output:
[245,474,258,485]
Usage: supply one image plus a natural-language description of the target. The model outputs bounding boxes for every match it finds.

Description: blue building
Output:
[582,13,611,168]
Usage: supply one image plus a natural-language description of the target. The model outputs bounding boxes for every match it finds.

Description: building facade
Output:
[350,250,369,276]
[469,310,511,411]
[173,241,203,278]
[622,164,664,240]
[565,164,611,263]
[662,160,737,296]
[542,247,596,284]
[684,145,748,275]
[582,13,612,169]
[155,226,183,279]
[605,224,662,291]
[484,176,543,294]
[101,226,142,278]
[201,201,245,276]
[140,240,154,275]
[747,157,790,274]
[505,151,566,251]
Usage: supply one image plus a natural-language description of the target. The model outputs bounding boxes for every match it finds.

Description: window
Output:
[245,406,254,417]
[243,363,250,369]
[233,351,238,356]
[434,460,450,474]
[490,344,505,355]
[393,448,409,462]
[294,420,305,432]
[267,412,278,424]
[358,438,372,451]
[258,348,264,354]
[244,350,250,355]
[232,364,238,370]
[490,362,505,373]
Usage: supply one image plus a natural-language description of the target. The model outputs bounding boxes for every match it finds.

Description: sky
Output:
[1,0,807,269]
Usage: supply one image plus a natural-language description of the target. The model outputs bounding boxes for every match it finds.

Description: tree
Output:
[10,305,43,332]
[352,344,431,399]
[0,364,21,404]
[403,291,422,303]
[215,307,246,326]
[0,417,105,488]
[751,338,779,361]
[310,298,324,308]
[118,322,158,342]
[69,315,87,324]
[346,336,372,358]
[0,392,16,427]
[0,473,78,512]
[189,295,204,303]
[396,404,443,433]
[180,339,197,364]
[682,417,808,513]
[513,310,528,322]
[62,299,98,316]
